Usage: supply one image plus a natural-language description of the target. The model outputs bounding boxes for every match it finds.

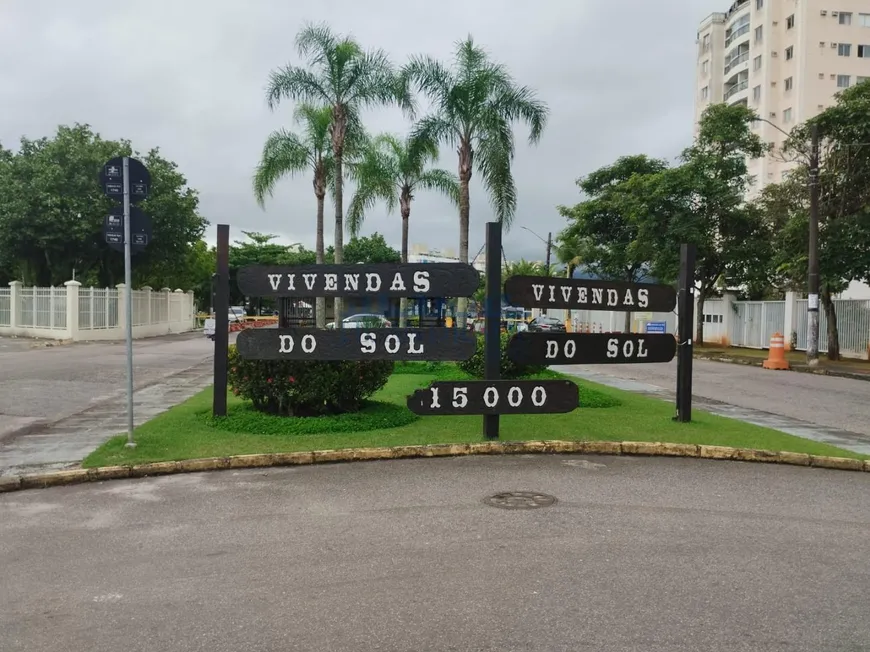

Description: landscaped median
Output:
[76,361,866,468]
[3,362,867,494]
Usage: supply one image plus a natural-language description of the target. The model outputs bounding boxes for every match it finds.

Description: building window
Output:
[837,74,851,88]
[860,13,870,27]
[858,45,870,58]
[753,55,763,70]
[785,76,793,90]
[785,46,794,60]
[756,0,763,8]
[701,86,709,100]
[752,85,761,101]
[859,77,870,84]
[783,107,793,123]
[702,59,709,74]
[702,34,711,52]
[786,15,795,29]
[840,12,852,26]
[838,43,852,56]
[755,26,763,42]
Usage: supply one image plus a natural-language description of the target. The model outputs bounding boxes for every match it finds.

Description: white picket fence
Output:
[701,293,870,359]
[0,281,197,341]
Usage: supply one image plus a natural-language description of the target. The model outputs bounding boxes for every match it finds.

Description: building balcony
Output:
[724,51,749,74]
[724,79,749,101]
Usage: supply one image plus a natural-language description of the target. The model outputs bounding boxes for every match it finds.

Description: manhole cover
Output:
[483,491,557,510]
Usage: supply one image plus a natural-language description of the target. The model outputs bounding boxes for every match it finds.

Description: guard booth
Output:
[278,298,315,328]
[414,297,446,327]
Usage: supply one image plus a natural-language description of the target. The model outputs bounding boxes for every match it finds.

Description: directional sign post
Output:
[407,380,579,416]
[102,206,152,254]
[101,156,150,448]
[237,328,477,361]
[507,332,677,366]
[503,276,677,313]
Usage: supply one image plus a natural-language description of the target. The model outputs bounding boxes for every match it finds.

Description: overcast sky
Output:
[0,0,723,263]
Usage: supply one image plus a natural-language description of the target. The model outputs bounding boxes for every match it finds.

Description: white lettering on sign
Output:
[425,384,551,410]
[359,332,425,355]
[527,282,650,309]
[277,334,317,354]
[259,270,435,295]
[606,338,649,360]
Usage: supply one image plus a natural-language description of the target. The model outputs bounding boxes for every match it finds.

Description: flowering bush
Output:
[227,345,394,416]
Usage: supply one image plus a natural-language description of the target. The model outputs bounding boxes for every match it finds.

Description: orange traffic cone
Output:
[763,332,790,370]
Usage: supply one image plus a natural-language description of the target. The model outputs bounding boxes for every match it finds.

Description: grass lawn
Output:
[83,363,867,467]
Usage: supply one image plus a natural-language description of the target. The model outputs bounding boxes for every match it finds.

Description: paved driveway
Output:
[563,359,870,437]
[2,455,868,651]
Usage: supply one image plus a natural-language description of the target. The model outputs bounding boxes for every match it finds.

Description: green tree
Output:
[557,155,669,331]
[253,103,364,327]
[403,36,549,328]
[639,103,767,345]
[0,124,206,288]
[347,133,459,325]
[265,23,410,327]
[777,80,870,359]
[326,232,400,264]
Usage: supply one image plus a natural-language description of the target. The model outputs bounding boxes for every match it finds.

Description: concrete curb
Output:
[1,441,868,494]
[696,354,870,382]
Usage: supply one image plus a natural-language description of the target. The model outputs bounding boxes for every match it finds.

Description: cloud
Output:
[0,0,724,261]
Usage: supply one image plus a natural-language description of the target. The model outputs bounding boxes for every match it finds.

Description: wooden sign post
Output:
[503,267,695,421]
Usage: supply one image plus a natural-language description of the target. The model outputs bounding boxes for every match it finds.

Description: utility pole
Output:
[807,124,820,366]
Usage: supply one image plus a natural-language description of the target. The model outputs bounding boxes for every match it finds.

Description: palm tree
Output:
[265,23,411,327]
[253,103,365,328]
[403,36,549,328]
[347,133,460,326]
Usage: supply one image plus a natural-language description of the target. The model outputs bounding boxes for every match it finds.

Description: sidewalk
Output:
[695,347,870,381]
[0,359,214,477]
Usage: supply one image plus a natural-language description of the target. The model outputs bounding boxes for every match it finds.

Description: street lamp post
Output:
[751,117,820,365]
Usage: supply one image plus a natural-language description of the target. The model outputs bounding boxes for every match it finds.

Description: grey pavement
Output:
[2,455,869,652]
[0,333,224,476]
[563,360,870,456]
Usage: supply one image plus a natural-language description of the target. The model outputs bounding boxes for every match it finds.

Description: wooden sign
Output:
[503,276,676,312]
[507,332,677,366]
[236,328,477,361]
[407,379,579,416]
[237,263,480,298]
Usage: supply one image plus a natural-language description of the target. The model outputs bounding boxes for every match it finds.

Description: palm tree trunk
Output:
[315,189,326,329]
[332,106,347,329]
[399,205,410,328]
[456,141,473,330]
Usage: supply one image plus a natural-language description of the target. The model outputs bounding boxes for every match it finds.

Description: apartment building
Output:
[695,0,870,194]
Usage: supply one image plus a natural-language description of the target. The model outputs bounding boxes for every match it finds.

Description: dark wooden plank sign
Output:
[407,379,579,416]
[236,328,477,361]
[503,276,676,312]
[507,332,677,366]
[237,263,480,298]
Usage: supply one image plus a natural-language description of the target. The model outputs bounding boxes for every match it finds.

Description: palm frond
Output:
[293,103,333,155]
[345,139,399,235]
[406,131,440,171]
[491,84,549,144]
[295,22,341,66]
[253,129,311,207]
[416,168,460,207]
[266,65,330,110]
[344,49,402,110]
[402,55,454,109]
[410,114,457,149]
[476,133,517,228]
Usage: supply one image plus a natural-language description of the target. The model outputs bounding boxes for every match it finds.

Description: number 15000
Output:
[428,384,548,410]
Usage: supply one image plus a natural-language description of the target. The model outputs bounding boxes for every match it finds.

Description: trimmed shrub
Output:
[227,345,394,416]
[457,332,547,379]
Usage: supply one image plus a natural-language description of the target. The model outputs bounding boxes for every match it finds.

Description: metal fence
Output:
[0,287,10,327]
[795,299,870,356]
[730,301,785,349]
[78,287,119,331]
[17,286,67,330]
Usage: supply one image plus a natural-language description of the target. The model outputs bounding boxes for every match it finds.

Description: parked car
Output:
[229,306,246,323]
[526,315,566,333]
[326,313,392,329]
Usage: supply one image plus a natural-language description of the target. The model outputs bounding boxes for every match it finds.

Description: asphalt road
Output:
[563,359,870,437]
[2,455,869,652]
[0,332,216,424]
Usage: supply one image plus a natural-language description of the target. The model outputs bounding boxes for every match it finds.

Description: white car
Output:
[326,314,392,329]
